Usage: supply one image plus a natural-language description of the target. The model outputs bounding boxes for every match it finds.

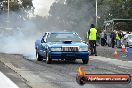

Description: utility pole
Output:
[6,0,10,30]
[7,0,9,18]
[96,0,97,27]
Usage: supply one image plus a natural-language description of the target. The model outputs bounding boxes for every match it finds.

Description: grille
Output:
[62,46,79,52]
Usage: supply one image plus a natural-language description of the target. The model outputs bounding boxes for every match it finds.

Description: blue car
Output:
[35,32,89,64]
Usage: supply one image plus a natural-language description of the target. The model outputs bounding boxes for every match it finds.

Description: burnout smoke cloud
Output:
[33,0,55,16]
[0,0,56,59]
[0,0,95,59]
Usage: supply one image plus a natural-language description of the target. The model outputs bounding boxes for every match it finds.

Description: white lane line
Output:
[0,71,19,88]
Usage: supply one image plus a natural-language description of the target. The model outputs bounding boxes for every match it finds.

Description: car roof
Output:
[46,32,77,34]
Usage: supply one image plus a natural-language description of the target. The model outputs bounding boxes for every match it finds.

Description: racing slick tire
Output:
[82,57,89,64]
[46,53,52,64]
[36,52,43,61]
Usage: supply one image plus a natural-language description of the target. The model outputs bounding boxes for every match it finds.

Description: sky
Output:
[33,0,55,16]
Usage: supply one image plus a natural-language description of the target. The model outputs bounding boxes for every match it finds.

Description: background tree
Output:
[1,0,33,11]
[97,0,132,31]
[0,0,132,35]
[0,0,33,31]
[21,0,33,9]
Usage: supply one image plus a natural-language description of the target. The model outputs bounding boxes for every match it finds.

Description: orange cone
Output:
[114,48,118,58]
[121,44,126,53]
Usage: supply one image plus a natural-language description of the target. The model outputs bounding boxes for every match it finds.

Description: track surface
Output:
[0,53,132,88]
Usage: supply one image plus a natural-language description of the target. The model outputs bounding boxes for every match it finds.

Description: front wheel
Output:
[82,57,89,64]
[46,53,52,64]
[36,51,43,61]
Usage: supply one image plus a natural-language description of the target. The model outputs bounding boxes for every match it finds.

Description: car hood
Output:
[46,42,88,47]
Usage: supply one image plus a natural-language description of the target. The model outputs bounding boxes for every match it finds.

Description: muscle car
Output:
[35,32,89,64]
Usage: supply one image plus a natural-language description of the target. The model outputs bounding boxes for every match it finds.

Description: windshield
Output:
[47,33,82,42]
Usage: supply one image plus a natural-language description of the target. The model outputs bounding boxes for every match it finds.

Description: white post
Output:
[96,0,97,27]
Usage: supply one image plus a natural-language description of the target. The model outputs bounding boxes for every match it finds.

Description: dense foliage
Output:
[98,0,132,31]
[0,0,33,11]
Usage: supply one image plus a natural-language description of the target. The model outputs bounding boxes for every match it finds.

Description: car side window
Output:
[41,33,47,43]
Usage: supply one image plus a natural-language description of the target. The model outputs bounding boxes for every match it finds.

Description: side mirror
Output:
[41,38,46,43]
[41,39,43,43]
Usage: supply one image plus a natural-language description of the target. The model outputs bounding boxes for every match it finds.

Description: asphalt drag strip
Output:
[0,58,30,88]
[0,53,132,88]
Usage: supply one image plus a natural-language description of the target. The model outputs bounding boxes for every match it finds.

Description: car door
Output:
[38,33,47,58]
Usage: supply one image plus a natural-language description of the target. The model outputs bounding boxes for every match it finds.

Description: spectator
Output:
[100,30,105,46]
[111,30,116,48]
[106,31,112,47]
[88,24,97,56]
[116,31,121,48]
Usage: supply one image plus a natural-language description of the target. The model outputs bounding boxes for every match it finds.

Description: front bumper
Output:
[48,51,89,59]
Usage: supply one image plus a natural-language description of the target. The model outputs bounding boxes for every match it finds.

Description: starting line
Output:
[0,71,19,88]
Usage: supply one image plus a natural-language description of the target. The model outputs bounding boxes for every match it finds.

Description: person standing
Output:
[119,30,123,46]
[111,30,116,48]
[116,31,121,48]
[104,32,107,46]
[88,24,97,56]
[100,30,105,46]
[106,31,112,47]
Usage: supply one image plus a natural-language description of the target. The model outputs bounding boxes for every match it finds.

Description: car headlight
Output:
[51,48,61,51]
[79,47,88,51]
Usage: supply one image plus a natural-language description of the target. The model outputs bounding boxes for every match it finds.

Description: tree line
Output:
[0,0,33,12]
[0,0,131,32]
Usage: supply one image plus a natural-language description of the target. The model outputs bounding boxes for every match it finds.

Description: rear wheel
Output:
[36,51,43,61]
[46,53,52,64]
[82,57,89,64]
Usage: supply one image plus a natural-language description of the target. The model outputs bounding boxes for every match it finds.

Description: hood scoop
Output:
[63,40,72,44]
